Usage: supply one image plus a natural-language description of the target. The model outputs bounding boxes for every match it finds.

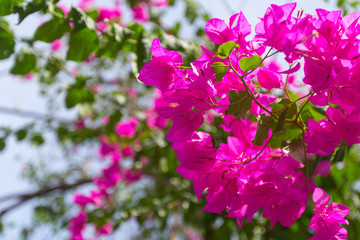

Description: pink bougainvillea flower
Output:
[309,188,349,240]
[305,107,360,156]
[122,145,134,157]
[96,6,122,31]
[77,0,94,11]
[138,38,183,92]
[257,67,282,90]
[68,211,87,240]
[115,117,139,138]
[205,11,251,47]
[131,3,150,23]
[97,222,113,236]
[57,3,69,17]
[73,191,102,207]
[23,73,33,81]
[51,39,63,52]
[93,159,121,193]
[255,3,297,49]
[74,119,85,130]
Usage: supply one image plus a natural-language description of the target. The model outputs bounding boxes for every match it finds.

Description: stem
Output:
[0,21,15,38]
[244,135,273,164]
[0,179,92,217]
[295,98,311,122]
[229,64,278,119]
[0,105,70,123]
[283,63,293,100]
[242,48,277,78]
[302,130,311,204]
[292,91,314,105]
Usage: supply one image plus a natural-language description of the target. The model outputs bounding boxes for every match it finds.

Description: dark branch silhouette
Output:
[0,105,71,123]
[0,178,92,217]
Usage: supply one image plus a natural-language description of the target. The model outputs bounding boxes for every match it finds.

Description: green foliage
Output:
[65,77,95,108]
[34,18,70,43]
[1,0,359,239]
[272,98,297,120]
[10,48,37,75]
[15,129,28,141]
[253,114,276,146]
[268,124,302,148]
[334,0,360,15]
[67,28,98,61]
[69,7,96,31]
[34,206,57,223]
[239,55,263,73]
[0,0,21,16]
[0,21,15,60]
[0,139,5,151]
[13,0,59,24]
[30,133,45,146]
[97,24,133,58]
[215,41,236,59]
[211,62,228,82]
[225,90,253,119]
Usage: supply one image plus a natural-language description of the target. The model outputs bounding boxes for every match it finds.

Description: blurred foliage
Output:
[0,0,358,239]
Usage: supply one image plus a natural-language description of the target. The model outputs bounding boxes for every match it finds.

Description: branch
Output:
[0,178,92,217]
[0,105,71,123]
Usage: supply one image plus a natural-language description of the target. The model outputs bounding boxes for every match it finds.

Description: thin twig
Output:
[0,106,71,123]
[0,179,92,217]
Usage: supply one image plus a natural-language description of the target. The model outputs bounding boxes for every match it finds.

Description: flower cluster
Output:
[68,88,169,239]
[138,3,357,239]
[130,0,168,22]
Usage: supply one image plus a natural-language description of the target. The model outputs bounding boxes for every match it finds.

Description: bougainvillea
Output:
[2,0,360,238]
[138,2,359,239]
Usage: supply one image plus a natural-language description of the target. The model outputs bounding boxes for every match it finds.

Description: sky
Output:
[0,0,339,239]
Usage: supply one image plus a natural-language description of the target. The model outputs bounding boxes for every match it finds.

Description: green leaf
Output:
[225,90,252,119]
[10,48,36,75]
[333,145,346,162]
[272,98,297,119]
[97,24,133,58]
[282,137,314,163]
[30,133,44,146]
[0,0,21,16]
[184,0,199,24]
[34,206,56,223]
[239,55,263,73]
[45,53,64,76]
[310,106,326,121]
[113,24,133,43]
[136,30,148,73]
[13,0,49,24]
[87,208,112,227]
[300,103,326,124]
[70,7,96,31]
[34,18,70,42]
[15,129,28,141]
[67,28,98,62]
[273,107,288,135]
[0,21,15,59]
[211,62,228,82]
[65,77,95,108]
[65,89,82,108]
[97,36,120,59]
[122,24,145,52]
[253,114,276,146]
[172,22,181,36]
[268,124,302,148]
[0,139,5,151]
[216,41,236,59]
